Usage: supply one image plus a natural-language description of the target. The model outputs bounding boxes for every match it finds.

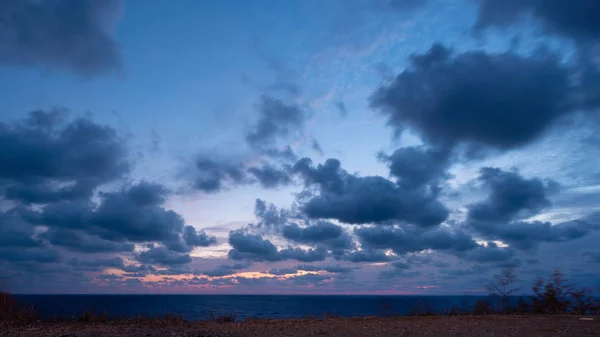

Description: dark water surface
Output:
[16,295,494,320]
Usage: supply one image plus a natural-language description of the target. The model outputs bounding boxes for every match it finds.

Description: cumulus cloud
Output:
[137,245,192,266]
[227,230,328,262]
[467,168,555,223]
[296,264,356,274]
[245,96,305,159]
[378,146,450,191]
[0,109,130,203]
[293,157,449,226]
[341,249,393,263]
[465,168,600,249]
[355,225,477,256]
[0,0,122,75]
[371,43,571,154]
[247,164,292,189]
[41,228,135,254]
[473,0,600,44]
[26,181,217,257]
[191,157,292,193]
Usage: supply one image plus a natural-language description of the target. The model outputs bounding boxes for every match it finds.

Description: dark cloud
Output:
[465,169,600,249]
[203,263,248,277]
[461,243,517,264]
[0,246,60,264]
[289,273,330,286]
[582,251,600,263]
[0,211,41,248]
[227,230,327,262]
[355,225,477,256]
[137,245,192,266]
[282,221,343,244]
[192,157,248,193]
[378,146,450,191]
[371,43,571,154]
[438,266,487,279]
[473,0,600,44]
[253,198,292,231]
[41,228,134,253]
[227,230,280,262]
[268,268,298,275]
[279,246,328,262]
[470,217,600,250]
[468,168,554,223]
[281,221,355,258]
[68,257,126,272]
[192,156,292,192]
[247,164,292,189]
[0,110,130,203]
[32,181,216,254]
[0,0,122,75]
[245,96,305,156]
[183,226,217,248]
[391,261,411,270]
[342,249,393,262]
[296,264,356,274]
[293,158,449,226]
[378,269,421,279]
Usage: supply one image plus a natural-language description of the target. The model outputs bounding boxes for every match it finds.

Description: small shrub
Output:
[531,269,572,314]
[208,310,236,323]
[409,301,436,316]
[472,299,495,315]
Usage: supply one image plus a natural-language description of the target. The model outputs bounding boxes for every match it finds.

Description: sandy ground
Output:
[2,315,599,337]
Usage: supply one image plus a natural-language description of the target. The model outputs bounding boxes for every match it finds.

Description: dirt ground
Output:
[2,315,599,337]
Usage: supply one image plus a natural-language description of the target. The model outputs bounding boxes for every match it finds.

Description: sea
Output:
[15,295,498,321]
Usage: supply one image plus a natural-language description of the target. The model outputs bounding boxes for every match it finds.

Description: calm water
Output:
[16,295,495,320]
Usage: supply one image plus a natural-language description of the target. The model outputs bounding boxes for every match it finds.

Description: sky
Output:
[1,0,600,295]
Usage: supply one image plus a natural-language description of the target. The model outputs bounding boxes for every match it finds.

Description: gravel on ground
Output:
[2,315,599,337]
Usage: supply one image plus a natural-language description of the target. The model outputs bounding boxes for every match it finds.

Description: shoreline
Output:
[2,315,599,337]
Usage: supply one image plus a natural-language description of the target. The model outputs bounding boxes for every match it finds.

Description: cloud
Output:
[245,96,305,158]
[268,268,298,275]
[293,158,449,226]
[470,217,600,250]
[203,263,248,277]
[282,221,343,244]
[68,257,126,272]
[461,243,517,264]
[370,43,571,154]
[473,0,600,44]
[247,164,292,189]
[31,181,216,254]
[0,246,60,264]
[341,249,393,262]
[191,157,292,193]
[467,168,555,223]
[378,146,450,191]
[355,225,477,256]
[0,0,122,75]
[296,264,356,274]
[227,230,328,262]
[41,228,135,253]
[137,245,192,265]
[253,198,293,231]
[465,168,600,249]
[192,157,248,193]
[0,210,41,248]
[0,109,130,203]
